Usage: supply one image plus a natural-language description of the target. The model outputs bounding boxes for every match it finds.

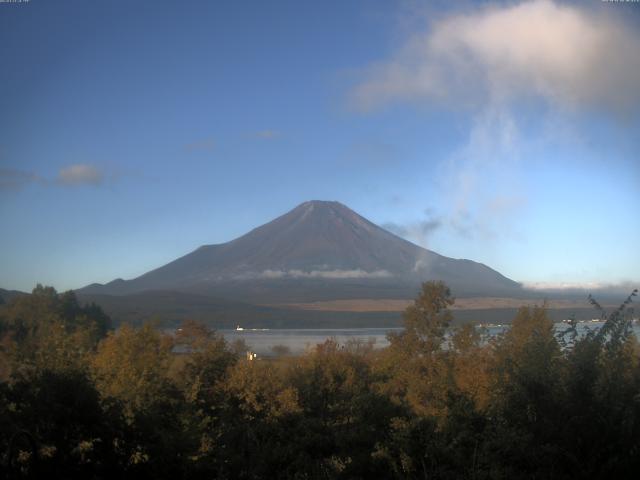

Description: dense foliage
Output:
[1,283,638,479]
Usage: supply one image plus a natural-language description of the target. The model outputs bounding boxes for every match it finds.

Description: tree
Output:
[173,319,237,400]
[484,305,565,477]
[2,369,127,479]
[399,281,455,354]
[0,285,111,376]
[448,324,490,409]
[91,323,175,418]
[377,281,455,418]
[169,320,241,476]
[557,290,640,478]
[204,358,301,478]
[284,339,398,479]
[90,323,187,478]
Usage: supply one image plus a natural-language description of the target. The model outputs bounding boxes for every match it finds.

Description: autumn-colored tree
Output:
[190,357,301,478]
[377,281,455,418]
[0,287,124,479]
[1,282,638,479]
[91,323,175,417]
[284,339,397,479]
[448,324,490,410]
[90,323,186,478]
[399,281,455,353]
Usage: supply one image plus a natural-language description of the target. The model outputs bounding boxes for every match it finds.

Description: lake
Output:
[217,321,640,357]
[220,327,401,356]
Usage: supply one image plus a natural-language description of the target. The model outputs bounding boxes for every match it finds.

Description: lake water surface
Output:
[218,321,640,356]
[220,327,400,356]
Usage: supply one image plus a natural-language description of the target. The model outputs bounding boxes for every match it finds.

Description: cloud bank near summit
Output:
[258,269,393,280]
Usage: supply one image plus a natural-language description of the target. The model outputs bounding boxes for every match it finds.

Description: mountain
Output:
[0,287,28,304]
[79,200,520,302]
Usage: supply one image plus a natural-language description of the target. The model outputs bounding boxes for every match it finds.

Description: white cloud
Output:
[256,130,280,139]
[259,269,393,279]
[523,281,638,297]
[523,281,606,291]
[352,0,640,114]
[57,164,105,186]
[352,1,640,242]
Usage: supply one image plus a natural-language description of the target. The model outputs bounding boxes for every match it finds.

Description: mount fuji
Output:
[80,201,521,304]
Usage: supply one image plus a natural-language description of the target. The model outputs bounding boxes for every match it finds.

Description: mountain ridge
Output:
[79,200,520,301]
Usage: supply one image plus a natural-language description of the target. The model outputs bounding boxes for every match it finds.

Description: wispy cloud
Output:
[255,130,280,139]
[0,168,43,191]
[56,164,105,186]
[382,209,443,246]
[1,164,113,191]
[442,103,526,238]
[185,137,215,152]
[385,189,527,247]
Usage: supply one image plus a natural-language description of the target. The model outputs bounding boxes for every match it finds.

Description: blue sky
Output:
[1,0,639,292]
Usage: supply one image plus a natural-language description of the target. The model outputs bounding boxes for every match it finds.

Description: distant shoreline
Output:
[264,297,616,313]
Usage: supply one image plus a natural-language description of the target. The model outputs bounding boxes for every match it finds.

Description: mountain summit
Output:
[80,201,520,301]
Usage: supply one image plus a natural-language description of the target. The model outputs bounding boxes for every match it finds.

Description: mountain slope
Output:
[79,201,520,301]
[0,287,28,304]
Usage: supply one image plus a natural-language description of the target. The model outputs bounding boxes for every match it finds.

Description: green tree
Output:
[2,369,127,479]
[285,339,397,479]
[0,285,111,376]
[398,281,455,353]
[557,290,640,478]
[173,319,237,402]
[484,305,565,478]
[170,320,240,477]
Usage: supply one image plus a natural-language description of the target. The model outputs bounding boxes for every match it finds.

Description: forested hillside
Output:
[1,283,638,479]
